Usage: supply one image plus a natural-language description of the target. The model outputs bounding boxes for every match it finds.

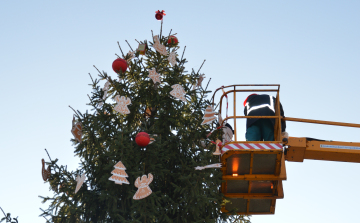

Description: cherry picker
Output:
[213,85,360,215]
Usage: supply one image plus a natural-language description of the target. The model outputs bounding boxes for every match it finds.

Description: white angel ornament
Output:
[133,173,153,200]
[114,95,131,114]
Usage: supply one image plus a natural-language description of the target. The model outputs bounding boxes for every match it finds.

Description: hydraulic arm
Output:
[284,137,360,163]
[282,117,360,163]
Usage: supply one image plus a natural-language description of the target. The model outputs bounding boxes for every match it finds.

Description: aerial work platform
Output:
[211,84,360,216]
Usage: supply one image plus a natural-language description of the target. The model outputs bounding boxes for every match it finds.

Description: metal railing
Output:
[211,84,282,142]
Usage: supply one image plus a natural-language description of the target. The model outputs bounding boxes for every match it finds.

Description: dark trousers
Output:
[245,119,274,141]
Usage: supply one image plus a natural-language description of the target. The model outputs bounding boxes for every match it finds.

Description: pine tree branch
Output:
[0,207,6,218]
[93,66,103,77]
[197,59,206,74]
[117,41,125,58]
[125,40,134,52]
[160,19,163,40]
[44,148,52,161]
[180,46,186,62]
[69,105,81,116]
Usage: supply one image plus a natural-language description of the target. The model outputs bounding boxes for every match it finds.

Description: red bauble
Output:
[155,10,166,20]
[168,36,178,46]
[135,132,150,147]
[112,58,128,73]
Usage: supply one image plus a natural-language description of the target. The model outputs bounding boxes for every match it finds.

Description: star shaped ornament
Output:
[148,68,161,84]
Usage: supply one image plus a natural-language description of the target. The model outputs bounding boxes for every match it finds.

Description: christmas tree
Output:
[0,207,18,223]
[39,13,250,223]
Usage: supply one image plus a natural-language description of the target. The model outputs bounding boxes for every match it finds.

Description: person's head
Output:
[243,94,258,106]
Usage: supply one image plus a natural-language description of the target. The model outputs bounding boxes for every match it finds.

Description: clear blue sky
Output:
[1,1,359,222]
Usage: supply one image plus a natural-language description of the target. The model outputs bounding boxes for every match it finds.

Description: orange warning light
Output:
[232,174,238,177]
[271,183,274,189]
[232,157,239,174]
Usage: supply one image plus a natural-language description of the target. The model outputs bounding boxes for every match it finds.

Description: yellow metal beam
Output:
[283,117,360,128]
[285,137,360,163]
[305,140,360,163]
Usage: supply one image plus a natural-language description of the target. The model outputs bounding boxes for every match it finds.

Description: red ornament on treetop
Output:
[112,58,128,74]
[167,36,178,46]
[155,10,166,20]
[135,132,150,147]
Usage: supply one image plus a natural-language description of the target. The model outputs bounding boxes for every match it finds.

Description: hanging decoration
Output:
[201,105,217,125]
[145,107,152,118]
[167,35,178,46]
[195,163,222,170]
[75,173,86,194]
[41,159,51,181]
[112,58,128,73]
[213,139,222,155]
[148,68,161,84]
[137,43,148,55]
[133,173,153,200]
[193,74,205,90]
[99,81,111,107]
[135,132,150,147]
[103,81,110,98]
[149,134,157,144]
[153,35,167,55]
[109,161,130,185]
[168,51,177,66]
[170,84,186,102]
[155,10,166,20]
[71,116,83,143]
[200,140,207,148]
[114,95,131,114]
[217,111,223,126]
[127,50,135,61]
[222,124,234,144]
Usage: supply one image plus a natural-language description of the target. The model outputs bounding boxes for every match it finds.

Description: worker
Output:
[243,94,286,141]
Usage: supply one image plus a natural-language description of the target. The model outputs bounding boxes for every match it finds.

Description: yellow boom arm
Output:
[284,137,360,163]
